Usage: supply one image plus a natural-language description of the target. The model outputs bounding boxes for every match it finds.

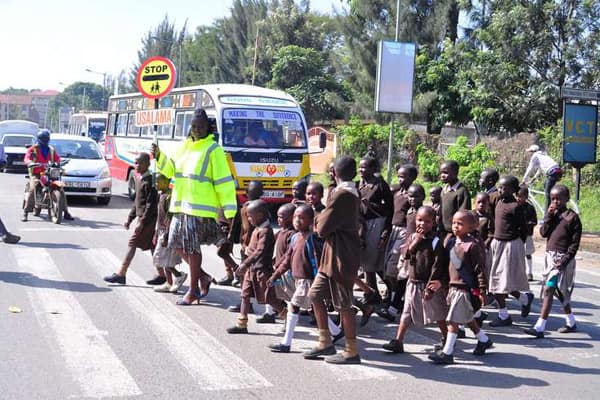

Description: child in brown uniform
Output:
[472,192,494,325]
[227,200,283,334]
[439,160,471,238]
[305,156,362,364]
[104,153,158,285]
[479,168,500,212]
[489,176,534,327]
[429,185,442,225]
[291,180,308,205]
[516,185,538,281]
[382,206,449,354]
[429,210,493,364]
[306,182,326,214]
[524,185,582,338]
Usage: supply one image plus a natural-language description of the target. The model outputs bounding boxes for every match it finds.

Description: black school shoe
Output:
[217,276,234,286]
[146,275,167,285]
[457,328,467,338]
[473,339,493,355]
[382,339,404,353]
[332,329,345,344]
[303,345,336,359]
[1,233,21,244]
[226,325,249,334]
[558,324,577,333]
[521,292,534,318]
[428,350,454,364]
[523,327,544,338]
[268,343,291,353]
[433,337,446,352]
[376,308,396,322]
[325,353,361,364]
[104,273,126,285]
[489,316,513,327]
[256,313,277,324]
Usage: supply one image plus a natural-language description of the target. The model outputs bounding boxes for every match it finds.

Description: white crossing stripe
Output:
[83,248,273,391]
[13,248,142,399]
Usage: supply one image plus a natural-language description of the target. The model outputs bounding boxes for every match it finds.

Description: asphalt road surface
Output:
[1,172,599,400]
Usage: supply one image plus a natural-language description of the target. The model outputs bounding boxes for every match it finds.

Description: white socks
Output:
[566,313,576,327]
[526,257,533,275]
[476,330,489,343]
[282,313,299,347]
[327,317,341,336]
[442,332,458,355]
[498,308,510,320]
[265,304,274,315]
[534,318,547,332]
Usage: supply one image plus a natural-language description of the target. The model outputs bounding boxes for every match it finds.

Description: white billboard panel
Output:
[375,40,416,114]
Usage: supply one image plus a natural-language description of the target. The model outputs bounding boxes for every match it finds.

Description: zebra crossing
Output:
[2,246,410,399]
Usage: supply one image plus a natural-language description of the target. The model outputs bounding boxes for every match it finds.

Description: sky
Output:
[0,0,346,91]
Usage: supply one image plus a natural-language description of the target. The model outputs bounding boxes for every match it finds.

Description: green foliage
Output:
[416,143,442,182]
[444,136,497,194]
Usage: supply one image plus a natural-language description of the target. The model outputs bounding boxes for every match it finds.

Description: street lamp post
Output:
[85,68,109,109]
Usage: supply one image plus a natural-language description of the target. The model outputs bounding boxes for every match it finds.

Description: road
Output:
[1,172,599,400]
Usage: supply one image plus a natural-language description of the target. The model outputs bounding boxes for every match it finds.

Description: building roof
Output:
[0,94,32,105]
[30,90,60,97]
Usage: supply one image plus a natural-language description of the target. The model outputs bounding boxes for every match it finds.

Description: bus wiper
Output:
[229,148,251,153]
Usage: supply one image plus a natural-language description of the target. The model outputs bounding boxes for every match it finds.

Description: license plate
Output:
[12,161,25,165]
[67,181,90,188]
[262,190,285,198]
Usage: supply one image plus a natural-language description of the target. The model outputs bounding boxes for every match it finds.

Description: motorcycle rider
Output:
[22,129,74,222]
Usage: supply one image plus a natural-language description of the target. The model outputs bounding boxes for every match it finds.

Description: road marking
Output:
[578,268,600,278]
[83,248,272,391]
[13,248,141,399]
[19,227,126,232]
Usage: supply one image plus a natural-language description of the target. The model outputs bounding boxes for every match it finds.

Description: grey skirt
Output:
[489,238,530,294]
[168,214,225,254]
[400,281,448,326]
[360,217,387,273]
[446,287,474,325]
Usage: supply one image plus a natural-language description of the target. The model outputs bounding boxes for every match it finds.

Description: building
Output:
[0,90,59,128]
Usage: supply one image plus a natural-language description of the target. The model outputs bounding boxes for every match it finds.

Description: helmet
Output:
[37,129,51,145]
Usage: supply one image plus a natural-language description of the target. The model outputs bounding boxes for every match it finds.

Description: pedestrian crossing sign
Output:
[136,56,177,99]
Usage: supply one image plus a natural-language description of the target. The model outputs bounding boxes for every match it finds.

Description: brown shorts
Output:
[241,268,277,305]
[128,221,156,251]
[309,273,353,311]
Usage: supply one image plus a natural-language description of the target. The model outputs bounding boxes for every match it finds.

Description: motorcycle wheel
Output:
[50,189,64,224]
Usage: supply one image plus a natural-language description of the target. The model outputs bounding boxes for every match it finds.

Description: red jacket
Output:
[24,145,60,175]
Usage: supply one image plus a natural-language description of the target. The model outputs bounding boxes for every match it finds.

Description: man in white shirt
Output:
[522,145,562,212]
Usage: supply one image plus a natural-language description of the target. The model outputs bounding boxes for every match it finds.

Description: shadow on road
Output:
[0,271,111,293]
[16,242,88,250]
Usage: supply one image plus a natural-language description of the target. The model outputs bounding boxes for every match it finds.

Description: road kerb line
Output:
[13,248,142,399]
[84,248,272,391]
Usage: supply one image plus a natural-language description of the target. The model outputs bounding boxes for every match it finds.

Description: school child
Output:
[357,156,394,303]
[216,207,240,287]
[517,185,538,281]
[104,153,159,285]
[406,184,426,237]
[152,174,188,293]
[291,180,308,205]
[305,156,362,364]
[227,200,284,334]
[472,192,494,325]
[439,160,471,238]
[227,180,264,312]
[488,176,534,327]
[0,217,20,244]
[378,164,418,322]
[326,162,337,201]
[382,206,449,354]
[429,185,442,221]
[306,182,326,214]
[524,185,582,338]
[429,210,493,364]
[479,168,500,213]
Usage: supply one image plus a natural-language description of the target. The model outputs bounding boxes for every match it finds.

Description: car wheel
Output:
[97,196,111,205]
[127,170,136,200]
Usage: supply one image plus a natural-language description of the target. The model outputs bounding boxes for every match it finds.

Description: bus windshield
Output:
[222,108,306,148]
[89,119,107,141]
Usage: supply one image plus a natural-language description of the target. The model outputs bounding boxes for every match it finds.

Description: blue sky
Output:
[0,0,346,91]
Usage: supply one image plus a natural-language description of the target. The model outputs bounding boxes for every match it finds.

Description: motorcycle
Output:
[23,161,69,224]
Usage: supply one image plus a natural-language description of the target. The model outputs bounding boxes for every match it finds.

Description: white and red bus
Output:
[104,84,321,202]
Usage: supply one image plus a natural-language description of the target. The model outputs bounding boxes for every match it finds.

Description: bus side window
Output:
[116,114,128,136]
[174,112,185,138]
[127,113,138,136]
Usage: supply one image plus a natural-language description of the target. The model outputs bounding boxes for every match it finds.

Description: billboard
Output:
[563,103,598,164]
[375,40,416,114]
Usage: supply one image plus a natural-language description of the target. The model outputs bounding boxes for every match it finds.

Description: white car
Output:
[50,134,112,205]
[0,133,35,172]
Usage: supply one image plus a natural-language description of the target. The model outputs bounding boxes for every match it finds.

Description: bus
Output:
[68,112,108,142]
[105,84,323,202]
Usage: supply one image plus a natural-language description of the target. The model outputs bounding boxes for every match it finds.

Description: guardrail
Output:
[528,188,579,219]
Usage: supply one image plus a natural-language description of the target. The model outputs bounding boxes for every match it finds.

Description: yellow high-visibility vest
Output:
[157,135,237,220]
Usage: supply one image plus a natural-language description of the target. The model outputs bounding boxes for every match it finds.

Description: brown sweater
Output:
[440,181,471,233]
[540,208,582,267]
[128,172,157,226]
[240,221,275,271]
[316,182,361,289]
[403,233,449,284]
[446,235,487,290]
[358,176,394,236]
[391,187,410,227]
[240,201,254,251]
[274,231,320,280]
[494,198,527,242]
[523,202,537,236]
[272,226,296,271]
[475,210,494,248]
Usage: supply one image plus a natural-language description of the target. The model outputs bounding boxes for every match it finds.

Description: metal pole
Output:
[251,24,259,86]
[386,0,401,182]
[575,166,581,203]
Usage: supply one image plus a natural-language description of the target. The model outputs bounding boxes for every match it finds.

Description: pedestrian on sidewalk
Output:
[104,152,158,285]
[0,216,20,244]
[525,185,582,338]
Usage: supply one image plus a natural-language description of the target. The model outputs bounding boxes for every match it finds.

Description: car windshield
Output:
[52,139,102,160]
[2,136,34,147]
[222,109,307,148]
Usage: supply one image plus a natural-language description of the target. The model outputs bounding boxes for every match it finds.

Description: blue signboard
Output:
[563,103,598,164]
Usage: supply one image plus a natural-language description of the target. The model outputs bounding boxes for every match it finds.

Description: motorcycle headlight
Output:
[49,168,61,179]
[98,167,110,179]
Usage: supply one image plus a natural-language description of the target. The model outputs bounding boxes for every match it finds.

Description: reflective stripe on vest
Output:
[173,142,220,183]
[172,201,219,213]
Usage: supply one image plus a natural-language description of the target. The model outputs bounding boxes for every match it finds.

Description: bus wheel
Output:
[127,170,136,200]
